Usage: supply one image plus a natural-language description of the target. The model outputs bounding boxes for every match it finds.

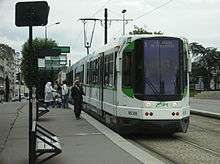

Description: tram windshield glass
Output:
[133,37,186,101]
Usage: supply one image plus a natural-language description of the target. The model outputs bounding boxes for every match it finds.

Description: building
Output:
[0,44,17,101]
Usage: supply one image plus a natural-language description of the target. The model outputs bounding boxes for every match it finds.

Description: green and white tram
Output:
[69,35,191,134]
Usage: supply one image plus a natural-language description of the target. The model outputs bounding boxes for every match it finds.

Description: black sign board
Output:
[15,1,49,27]
[38,48,61,58]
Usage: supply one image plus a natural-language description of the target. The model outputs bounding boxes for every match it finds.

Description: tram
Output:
[67,35,192,134]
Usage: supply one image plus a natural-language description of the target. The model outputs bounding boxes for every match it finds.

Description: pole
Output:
[122,9,126,35]
[45,26,47,44]
[104,8,108,45]
[122,13,125,35]
[87,47,89,55]
[28,26,34,164]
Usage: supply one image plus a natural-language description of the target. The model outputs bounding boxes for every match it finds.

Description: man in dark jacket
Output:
[71,78,84,119]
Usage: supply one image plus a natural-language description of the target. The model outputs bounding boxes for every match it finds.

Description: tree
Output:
[21,38,57,88]
[129,25,163,35]
[189,42,220,90]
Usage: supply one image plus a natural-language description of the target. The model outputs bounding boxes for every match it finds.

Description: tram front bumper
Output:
[117,116,190,134]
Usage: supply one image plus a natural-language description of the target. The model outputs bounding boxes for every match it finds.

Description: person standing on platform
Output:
[44,82,56,109]
[71,78,84,119]
[61,80,69,109]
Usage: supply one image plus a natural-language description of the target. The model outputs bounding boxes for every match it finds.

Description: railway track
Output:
[174,136,220,157]
[130,134,220,164]
[128,114,220,164]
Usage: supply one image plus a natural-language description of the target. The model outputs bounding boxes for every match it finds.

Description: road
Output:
[128,114,220,164]
[190,98,220,114]
[0,102,26,153]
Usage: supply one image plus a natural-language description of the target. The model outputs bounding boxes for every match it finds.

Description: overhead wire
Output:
[81,0,113,52]
[125,0,173,34]
[92,0,112,17]
[134,0,173,21]
[108,9,121,17]
[74,0,113,48]
[72,29,83,48]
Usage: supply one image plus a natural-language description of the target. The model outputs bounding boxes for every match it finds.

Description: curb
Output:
[190,109,220,119]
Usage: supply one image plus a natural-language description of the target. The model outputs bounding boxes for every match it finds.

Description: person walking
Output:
[71,78,84,119]
[61,80,69,109]
[44,82,56,109]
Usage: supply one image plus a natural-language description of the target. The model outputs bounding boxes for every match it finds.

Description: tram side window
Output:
[81,65,84,83]
[95,59,99,84]
[91,60,98,84]
[114,52,117,87]
[104,54,114,87]
[104,56,109,85]
[90,61,93,84]
[75,71,80,81]
[122,52,133,87]
[109,54,114,86]
[183,44,188,88]
[86,62,90,84]
[91,61,94,84]
[74,66,84,83]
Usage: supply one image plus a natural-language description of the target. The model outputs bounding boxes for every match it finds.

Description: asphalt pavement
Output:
[190,98,220,114]
[0,102,26,154]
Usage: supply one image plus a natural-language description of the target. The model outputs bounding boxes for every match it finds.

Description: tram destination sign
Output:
[15,1,49,27]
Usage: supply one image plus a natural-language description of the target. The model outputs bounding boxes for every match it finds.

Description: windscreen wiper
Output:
[144,77,160,96]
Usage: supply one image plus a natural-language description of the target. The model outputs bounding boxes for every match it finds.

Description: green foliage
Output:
[189,42,220,90]
[129,25,163,35]
[21,38,57,88]
[0,44,15,59]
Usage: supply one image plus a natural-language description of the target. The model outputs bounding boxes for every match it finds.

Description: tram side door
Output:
[98,53,104,118]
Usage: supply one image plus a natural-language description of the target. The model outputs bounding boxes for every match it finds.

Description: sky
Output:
[0,0,220,64]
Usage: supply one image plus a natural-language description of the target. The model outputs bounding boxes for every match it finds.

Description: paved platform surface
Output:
[0,102,163,164]
[190,98,220,114]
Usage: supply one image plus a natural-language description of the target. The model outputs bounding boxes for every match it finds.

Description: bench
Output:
[37,99,50,119]
[38,107,50,118]
[31,121,62,164]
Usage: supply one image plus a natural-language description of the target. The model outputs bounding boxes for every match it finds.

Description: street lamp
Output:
[45,22,60,42]
[122,9,126,35]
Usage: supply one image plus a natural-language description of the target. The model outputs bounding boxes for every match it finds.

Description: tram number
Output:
[128,111,137,116]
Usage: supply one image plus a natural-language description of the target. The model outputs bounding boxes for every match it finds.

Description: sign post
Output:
[28,25,34,164]
[15,1,49,164]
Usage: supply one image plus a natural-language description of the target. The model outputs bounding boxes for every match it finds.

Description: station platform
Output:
[0,102,163,164]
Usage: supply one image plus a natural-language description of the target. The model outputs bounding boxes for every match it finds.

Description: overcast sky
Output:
[0,0,220,63]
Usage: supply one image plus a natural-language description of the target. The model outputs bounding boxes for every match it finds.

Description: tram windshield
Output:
[133,37,186,101]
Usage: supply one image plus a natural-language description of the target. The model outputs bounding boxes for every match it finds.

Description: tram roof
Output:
[68,34,187,70]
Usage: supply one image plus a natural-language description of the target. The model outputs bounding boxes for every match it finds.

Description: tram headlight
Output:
[144,102,152,108]
[172,102,178,107]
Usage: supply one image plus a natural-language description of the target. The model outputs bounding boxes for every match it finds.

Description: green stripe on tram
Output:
[122,86,134,98]
[124,42,134,53]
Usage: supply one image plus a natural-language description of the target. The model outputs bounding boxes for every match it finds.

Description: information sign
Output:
[15,1,49,27]
[52,46,70,53]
